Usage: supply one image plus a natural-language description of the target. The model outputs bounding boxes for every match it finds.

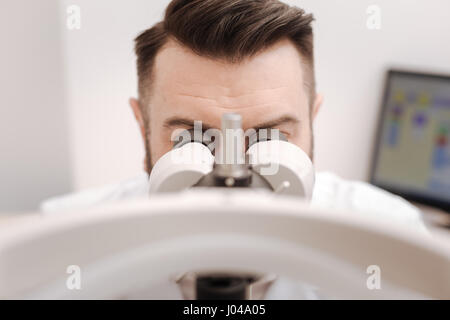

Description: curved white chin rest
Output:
[0,189,448,299]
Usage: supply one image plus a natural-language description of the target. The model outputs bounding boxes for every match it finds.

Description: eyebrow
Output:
[252,115,300,130]
[163,115,299,131]
[163,117,215,130]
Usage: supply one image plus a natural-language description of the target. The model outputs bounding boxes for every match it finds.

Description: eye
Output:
[281,131,290,139]
[268,128,290,139]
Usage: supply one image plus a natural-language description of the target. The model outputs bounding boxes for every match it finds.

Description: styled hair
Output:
[135,0,315,107]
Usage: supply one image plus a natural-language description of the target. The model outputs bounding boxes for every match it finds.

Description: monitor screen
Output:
[371,70,450,211]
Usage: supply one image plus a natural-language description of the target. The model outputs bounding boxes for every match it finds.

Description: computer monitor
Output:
[371,69,450,212]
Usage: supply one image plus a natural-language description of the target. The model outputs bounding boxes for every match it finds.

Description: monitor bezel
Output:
[370,69,450,213]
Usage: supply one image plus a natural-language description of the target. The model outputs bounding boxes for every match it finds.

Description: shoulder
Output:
[312,171,428,233]
[40,173,150,214]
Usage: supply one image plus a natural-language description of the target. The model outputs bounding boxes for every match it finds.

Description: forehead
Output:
[149,38,309,126]
[153,38,305,94]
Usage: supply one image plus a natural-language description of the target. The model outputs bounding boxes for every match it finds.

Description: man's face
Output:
[131,38,321,169]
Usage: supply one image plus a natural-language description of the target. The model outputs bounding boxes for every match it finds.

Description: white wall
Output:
[0,0,72,211]
[59,0,165,189]
[60,0,450,190]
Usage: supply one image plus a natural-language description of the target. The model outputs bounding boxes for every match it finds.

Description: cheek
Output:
[148,121,173,165]
[290,122,313,156]
[149,134,171,164]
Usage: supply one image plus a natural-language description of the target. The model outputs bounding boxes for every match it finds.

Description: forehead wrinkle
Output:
[169,86,295,111]
[168,83,292,101]
[173,81,290,94]
[171,97,291,111]
[214,102,287,110]
[173,93,289,109]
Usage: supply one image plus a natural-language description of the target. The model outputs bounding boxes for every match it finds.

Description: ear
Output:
[312,93,323,120]
[130,97,152,173]
[129,97,146,139]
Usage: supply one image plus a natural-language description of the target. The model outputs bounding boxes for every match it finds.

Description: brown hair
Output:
[135,0,315,107]
[134,0,315,172]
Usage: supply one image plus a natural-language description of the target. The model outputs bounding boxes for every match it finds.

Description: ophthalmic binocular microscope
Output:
[148,113,315,299]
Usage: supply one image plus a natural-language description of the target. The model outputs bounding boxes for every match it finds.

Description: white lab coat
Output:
[41,171,427,233]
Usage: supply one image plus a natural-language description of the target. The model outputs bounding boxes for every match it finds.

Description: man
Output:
[43,1,426,228]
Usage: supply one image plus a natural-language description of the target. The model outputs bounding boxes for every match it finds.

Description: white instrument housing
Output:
[149,142,214,193]
[149,139,315,200]
[247,140,315,199]
[0,190,448,299]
